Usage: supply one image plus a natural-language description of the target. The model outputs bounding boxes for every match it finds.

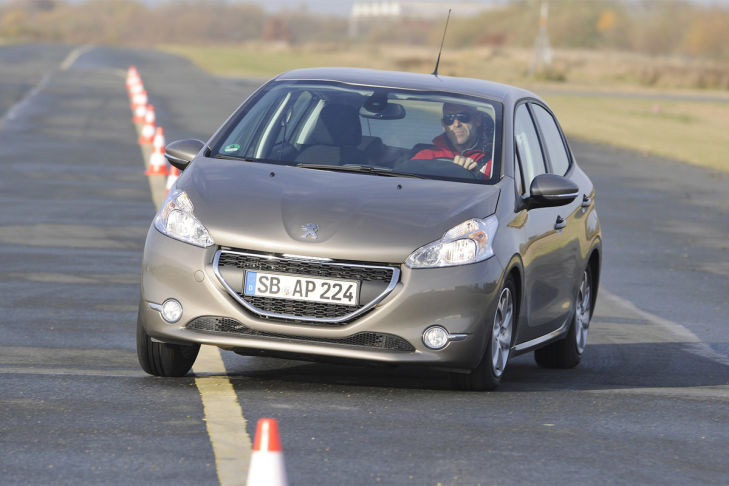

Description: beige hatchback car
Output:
[137,68,601,390]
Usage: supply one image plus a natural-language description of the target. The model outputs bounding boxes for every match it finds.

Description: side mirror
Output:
[528,173,579,209]
[165,139,205,171]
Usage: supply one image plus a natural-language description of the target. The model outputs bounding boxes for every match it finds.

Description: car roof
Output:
[274,67,540,106]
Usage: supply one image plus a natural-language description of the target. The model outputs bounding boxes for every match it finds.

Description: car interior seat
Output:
[295,103,368,165]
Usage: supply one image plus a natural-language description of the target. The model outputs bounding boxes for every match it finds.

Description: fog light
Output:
[423,326,450,350]
[161,299,183,323]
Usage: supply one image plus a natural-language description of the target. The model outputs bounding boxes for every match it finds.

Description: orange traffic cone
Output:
[126,65,140,90]
[138,104,156,145]
[130,87,147,111]
[246,418,287,486]
[128,75,144,97]
[132,102,147,125]
[165,165,180,196]
[146,126,169,176]
[128,78,142,94]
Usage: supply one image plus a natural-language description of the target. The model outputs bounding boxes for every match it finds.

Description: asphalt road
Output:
[1,44,727,485]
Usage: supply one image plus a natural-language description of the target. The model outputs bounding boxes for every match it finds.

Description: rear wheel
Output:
[452,276,516,391]
[137,321,200,377]
[534,267,592,369]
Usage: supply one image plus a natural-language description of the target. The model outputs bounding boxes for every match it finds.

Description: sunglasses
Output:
[442,112,473,125]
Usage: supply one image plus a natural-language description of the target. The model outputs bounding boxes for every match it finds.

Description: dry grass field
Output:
[164,43,729,173]
[545,95,729,172]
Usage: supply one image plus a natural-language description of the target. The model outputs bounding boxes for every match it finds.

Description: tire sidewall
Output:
[465,275,518,391]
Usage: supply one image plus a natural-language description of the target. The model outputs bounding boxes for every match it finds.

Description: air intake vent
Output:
[187,316,415,352]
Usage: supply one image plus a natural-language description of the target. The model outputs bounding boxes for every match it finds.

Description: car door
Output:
[531,100,593,310]
[513,103,578,342]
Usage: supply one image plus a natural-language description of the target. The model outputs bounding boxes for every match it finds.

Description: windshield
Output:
[212,81,503,184]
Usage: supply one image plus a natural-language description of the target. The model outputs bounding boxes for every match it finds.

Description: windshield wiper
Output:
[215,154,293,166]
[296,163,425,179]
[214,154,259,161]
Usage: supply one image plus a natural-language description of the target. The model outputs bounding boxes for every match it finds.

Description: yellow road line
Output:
[60,44,94,71]
[130,63,253,485]
[193,345,253,486]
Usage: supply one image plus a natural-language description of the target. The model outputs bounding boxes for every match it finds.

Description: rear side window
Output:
[532,104,570,175]
[514,104,546,195]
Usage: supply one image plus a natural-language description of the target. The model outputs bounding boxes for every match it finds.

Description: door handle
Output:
[554,216,566,230]
[581,194,592,208]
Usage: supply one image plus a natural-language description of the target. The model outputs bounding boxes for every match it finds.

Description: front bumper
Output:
[138,226,505,370]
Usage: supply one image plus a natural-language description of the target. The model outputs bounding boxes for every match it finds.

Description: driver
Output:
[412,102,493,178]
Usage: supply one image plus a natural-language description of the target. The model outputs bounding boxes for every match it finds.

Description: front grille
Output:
[214,250,399,324]
[187,316,415,352]
[218,252,393,281]
[243,296,354,320]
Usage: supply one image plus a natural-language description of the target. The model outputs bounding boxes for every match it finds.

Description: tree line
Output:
[1,0,727,61]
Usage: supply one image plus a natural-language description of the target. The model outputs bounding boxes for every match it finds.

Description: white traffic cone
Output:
[165,165,180,196]
[129,80,146,104]
[247,418,287,486]
[146,126,169,176]
[130,90,147,118]
[132,102,147,125]
[126,65,140,91]
[138,104,156,145]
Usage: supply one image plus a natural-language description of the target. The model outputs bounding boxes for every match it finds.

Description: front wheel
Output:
[137,320,200,377]
[534,267,593,369]
[452,276,516,391]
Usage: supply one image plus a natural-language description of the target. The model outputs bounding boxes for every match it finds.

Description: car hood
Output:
[182,158,500,263]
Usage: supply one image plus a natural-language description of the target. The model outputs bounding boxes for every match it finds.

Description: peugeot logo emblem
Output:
[300,223,319,240]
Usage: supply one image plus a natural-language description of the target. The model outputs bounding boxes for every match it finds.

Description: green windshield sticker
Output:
[223,144,240,153]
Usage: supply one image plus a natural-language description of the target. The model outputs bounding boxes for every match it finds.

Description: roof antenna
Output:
[432,9,452,76]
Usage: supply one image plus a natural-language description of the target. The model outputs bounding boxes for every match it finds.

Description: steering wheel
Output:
[397,157,478,179]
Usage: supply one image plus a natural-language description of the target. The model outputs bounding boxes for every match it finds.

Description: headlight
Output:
[154,189,214,248]
[405,216,498,268]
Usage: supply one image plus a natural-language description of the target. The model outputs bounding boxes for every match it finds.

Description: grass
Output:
[545,95,729,173]
[161,43,729,173]
[161,44,396,78]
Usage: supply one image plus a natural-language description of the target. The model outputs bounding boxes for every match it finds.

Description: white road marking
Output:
[0,44,94,130]
[0,73,51,129]
[193,345,253,486]
[601,290,729,367]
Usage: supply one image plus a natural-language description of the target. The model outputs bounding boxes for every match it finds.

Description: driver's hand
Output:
[452,155,477,171]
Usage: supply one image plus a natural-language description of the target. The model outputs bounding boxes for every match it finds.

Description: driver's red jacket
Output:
[411,134,493,178]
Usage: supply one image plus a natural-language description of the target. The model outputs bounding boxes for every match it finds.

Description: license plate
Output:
[243,271,359,306]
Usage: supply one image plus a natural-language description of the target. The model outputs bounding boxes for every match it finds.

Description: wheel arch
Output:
[502,255,524,345]
[587,245,601,316]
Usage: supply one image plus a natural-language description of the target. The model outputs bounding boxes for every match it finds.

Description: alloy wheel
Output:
[575,270,592,354]
[491,287,513,377]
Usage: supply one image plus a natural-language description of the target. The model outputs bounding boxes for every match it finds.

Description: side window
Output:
[532,104,570,175]
[514,104,546,195]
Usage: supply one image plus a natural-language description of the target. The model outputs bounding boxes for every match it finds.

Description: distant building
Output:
[349,1,506,36]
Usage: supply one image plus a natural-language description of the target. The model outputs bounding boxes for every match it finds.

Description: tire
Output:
[534,266,593,369]
[452,275,517,391]
[137,320,200,377]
